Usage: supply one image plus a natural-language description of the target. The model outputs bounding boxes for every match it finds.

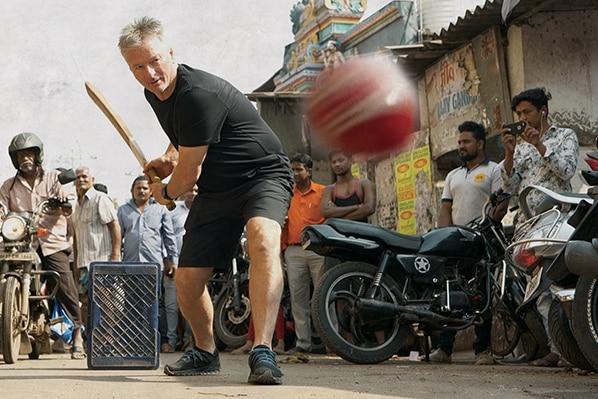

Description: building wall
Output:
[418,10,598,231]
[506,10,598,146]
[256,8,598,234]
[256,99,334,186]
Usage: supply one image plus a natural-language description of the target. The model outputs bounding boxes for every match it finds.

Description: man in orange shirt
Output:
[282,153,326,354]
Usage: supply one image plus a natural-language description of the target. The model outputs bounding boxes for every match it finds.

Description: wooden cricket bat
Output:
[84,81,176,210]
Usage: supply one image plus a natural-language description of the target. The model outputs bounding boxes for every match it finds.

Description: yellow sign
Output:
[351,163,360,178]
[393,145,432,234]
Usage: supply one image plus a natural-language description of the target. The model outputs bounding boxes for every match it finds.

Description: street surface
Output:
[1,350,597,399]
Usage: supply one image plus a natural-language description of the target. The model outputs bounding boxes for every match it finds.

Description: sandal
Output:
[71,345,86,360]
[530,352,560,367]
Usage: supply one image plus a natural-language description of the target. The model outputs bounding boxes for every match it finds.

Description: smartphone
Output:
[503,121,526,135]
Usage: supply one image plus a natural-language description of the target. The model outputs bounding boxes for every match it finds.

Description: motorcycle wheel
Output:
[2,276,23,364]
[517,310,548,361]
[311,262,410,364]
[490,299,521,357]
[548,299,596,371]
[572,277,598,371]
[213,289,251,350]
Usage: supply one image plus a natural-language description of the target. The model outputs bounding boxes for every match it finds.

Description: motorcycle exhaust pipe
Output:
[354,298,471,326]
[564,239,598,279]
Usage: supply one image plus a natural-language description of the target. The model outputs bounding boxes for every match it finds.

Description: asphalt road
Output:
[1,350,597,399]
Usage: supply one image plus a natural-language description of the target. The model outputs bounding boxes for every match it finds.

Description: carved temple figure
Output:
[322,40,345,69]
[325,0,367,13]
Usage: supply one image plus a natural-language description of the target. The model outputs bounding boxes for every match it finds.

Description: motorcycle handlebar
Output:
[44,197,71,211]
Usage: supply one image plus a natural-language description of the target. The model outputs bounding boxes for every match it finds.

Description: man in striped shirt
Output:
[71,166,121,325]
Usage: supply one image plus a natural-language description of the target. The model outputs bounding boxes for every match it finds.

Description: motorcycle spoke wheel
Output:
[312,262,409,364]
[213,291,251,350]
[572,277,598,371]
[2,277,23,364]
[490,299,521,357]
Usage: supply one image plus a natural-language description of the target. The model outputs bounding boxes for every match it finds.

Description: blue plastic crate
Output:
[87,262,160,369]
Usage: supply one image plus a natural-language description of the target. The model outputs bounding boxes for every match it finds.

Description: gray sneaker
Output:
[475,349,496,365]
[164,347,221,376]
[248,345,283,385]
[428,348,452,363]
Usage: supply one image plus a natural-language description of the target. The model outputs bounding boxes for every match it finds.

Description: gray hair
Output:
[118,16,164,53]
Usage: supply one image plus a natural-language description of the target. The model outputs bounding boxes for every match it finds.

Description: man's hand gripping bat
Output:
[84,81,176,210]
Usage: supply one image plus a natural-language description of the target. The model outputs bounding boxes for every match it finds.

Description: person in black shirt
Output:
[119,17,292,385]
[321,150,375,223]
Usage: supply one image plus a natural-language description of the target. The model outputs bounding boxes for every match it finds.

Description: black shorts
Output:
[179,178,292,271]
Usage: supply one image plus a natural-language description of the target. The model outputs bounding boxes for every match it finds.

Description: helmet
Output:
[8,132,44,169]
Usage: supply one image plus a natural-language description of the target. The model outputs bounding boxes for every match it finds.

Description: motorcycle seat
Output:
[581,170,598,186]
[535,191,591,215]
[521,184,592,218]
[325,218,422,252]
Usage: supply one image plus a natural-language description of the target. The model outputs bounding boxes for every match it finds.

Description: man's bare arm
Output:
[438,201,453,227]
[107,219,122,261]
[152,145,207,205]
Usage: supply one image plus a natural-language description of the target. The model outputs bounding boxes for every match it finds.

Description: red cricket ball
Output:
[306,55,417,156]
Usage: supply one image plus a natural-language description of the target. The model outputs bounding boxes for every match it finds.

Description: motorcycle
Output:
[545,167,598,371]
[489,252,549,361]
[510,180,598,371]
[0,197,70,364]
[211,231,251,350]
[302,192,514,364]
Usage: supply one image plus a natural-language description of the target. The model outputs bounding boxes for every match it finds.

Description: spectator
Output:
[321,150,375,222]
[282,153,326,354]
[431,121,501,365]
[499,87,579,368]
[71,166,121,330]
[117,175,179,353]
[500,87,579,219]
[118,17,293,384]
[0,132,85,359]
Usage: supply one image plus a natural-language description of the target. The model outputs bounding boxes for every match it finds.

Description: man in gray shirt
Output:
[434,121,501,365]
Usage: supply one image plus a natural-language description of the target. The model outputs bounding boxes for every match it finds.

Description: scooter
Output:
[506,182,597,370]
[510,146,598,371]
[550,167,598,371]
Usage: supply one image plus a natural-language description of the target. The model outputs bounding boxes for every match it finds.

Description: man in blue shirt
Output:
[117,175,179,352]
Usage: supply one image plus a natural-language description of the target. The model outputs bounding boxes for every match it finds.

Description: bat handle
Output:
[147,169,176,211]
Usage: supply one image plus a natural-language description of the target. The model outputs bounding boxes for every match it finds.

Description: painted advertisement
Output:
[394,145,432,234]
[424,27,510,160]
[426,43,481,158]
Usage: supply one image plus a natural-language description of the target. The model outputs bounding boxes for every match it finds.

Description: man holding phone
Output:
[500,87,579,218]
[499,87,579,368]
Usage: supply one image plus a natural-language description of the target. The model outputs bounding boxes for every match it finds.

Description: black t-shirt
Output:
[146,64,292,194]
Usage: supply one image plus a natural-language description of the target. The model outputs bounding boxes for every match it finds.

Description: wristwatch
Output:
[162,185,175,201]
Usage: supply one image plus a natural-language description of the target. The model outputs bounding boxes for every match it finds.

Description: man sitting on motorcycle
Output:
[0,132,85,359]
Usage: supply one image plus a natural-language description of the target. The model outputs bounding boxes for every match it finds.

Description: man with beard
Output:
[499,88,578,368]
[439,121,502,227]
[430,121,501,365]
[0,133,85,358]
[117,175,179,353]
